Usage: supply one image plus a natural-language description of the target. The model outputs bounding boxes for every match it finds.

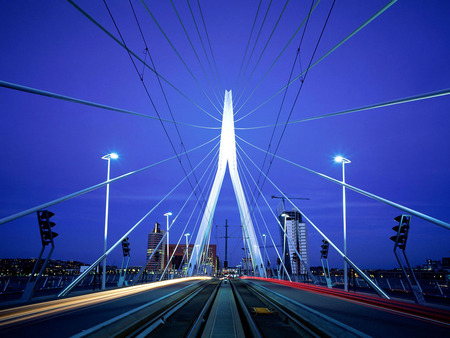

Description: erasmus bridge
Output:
[0,0,449,336]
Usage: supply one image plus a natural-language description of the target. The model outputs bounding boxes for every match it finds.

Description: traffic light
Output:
[390,215,411,250]
[122,237,130,257]
[320,240,329,259]
[37,210,58,246]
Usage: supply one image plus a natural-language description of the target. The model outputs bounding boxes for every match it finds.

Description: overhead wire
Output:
[234,0,320,116]
[236,0,399,122]
[196,0,223,92]
[249,0,335,216]
[68,0,219,122]
[186,0,222,101]
[128,0,216,219]
[234,0,290,108]
[170,0,223,108]
[246,0,316,215]
[233,0,262,93]
[235,0,273,98]
[139,0,222,115]
[105,0,221,240]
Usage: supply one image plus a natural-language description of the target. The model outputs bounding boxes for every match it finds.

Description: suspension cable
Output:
[196,0,223,92]
[139,0,222,115]
[175,148,218,276]
[233,0,262,93]
[236,88,450,130]
[0,80,219,130]
[127,0,217,218]
[170,0,223,108]
[238,156,278,278]
[234,0,318,116]
[234,0,291,108]
[68,0,219,122]
[248,0,334,216]
[237,135,450,230]
[238,142,389,297]
[237,147,312,281]
[0,135,218,226]
[160,148,219,279]
[121,139,219,285]
[105,0,216,227]
[236,0,398,122]
[186,0,221,100]
[59,138,218,297]
[235,0,273,97]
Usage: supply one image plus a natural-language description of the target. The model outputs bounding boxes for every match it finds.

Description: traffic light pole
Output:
[320,240,332,288]
[21,210,57,302]
[391,215,425,304]
[118,238,131,287]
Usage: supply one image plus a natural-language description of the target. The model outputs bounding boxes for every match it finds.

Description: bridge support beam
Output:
[188,91,264,277]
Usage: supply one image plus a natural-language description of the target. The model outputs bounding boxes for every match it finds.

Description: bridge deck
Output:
[201,280,245,337]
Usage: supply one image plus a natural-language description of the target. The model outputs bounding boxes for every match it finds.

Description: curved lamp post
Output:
[101,152,118,290]
[184,233,190,269]
[281,213,289,279]
[335,155,351,292]
[164,212,172,276]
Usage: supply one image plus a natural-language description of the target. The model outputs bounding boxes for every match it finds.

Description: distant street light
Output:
[262,234,267,274]
[164,212,172,276]
[281,213,289,279]
[101,153,119,290]
[185,233,190,268]
[334,155,351,292]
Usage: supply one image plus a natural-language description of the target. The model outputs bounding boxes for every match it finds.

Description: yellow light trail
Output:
[0,277,210,327]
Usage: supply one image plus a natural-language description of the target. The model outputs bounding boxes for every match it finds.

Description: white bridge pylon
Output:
[187,90,265,277]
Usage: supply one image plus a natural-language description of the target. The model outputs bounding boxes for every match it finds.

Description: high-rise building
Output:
[146,222,166,273]
[168,244,218,276]
[279,209,308,275]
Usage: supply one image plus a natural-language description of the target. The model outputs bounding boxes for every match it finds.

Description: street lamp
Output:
[262,234,267,265]
[164,212,172,276]
[184,233,190,268]
[334,155,351,292]
[281,213,288,279]
[101,152,118,290]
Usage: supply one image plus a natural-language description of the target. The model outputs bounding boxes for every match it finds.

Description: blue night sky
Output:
[0,1,449,271]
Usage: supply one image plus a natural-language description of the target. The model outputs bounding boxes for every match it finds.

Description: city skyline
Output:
[0,1,449,271]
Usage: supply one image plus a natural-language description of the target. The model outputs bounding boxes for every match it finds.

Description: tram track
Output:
[72,278,369,337]
[0,276,446,337]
